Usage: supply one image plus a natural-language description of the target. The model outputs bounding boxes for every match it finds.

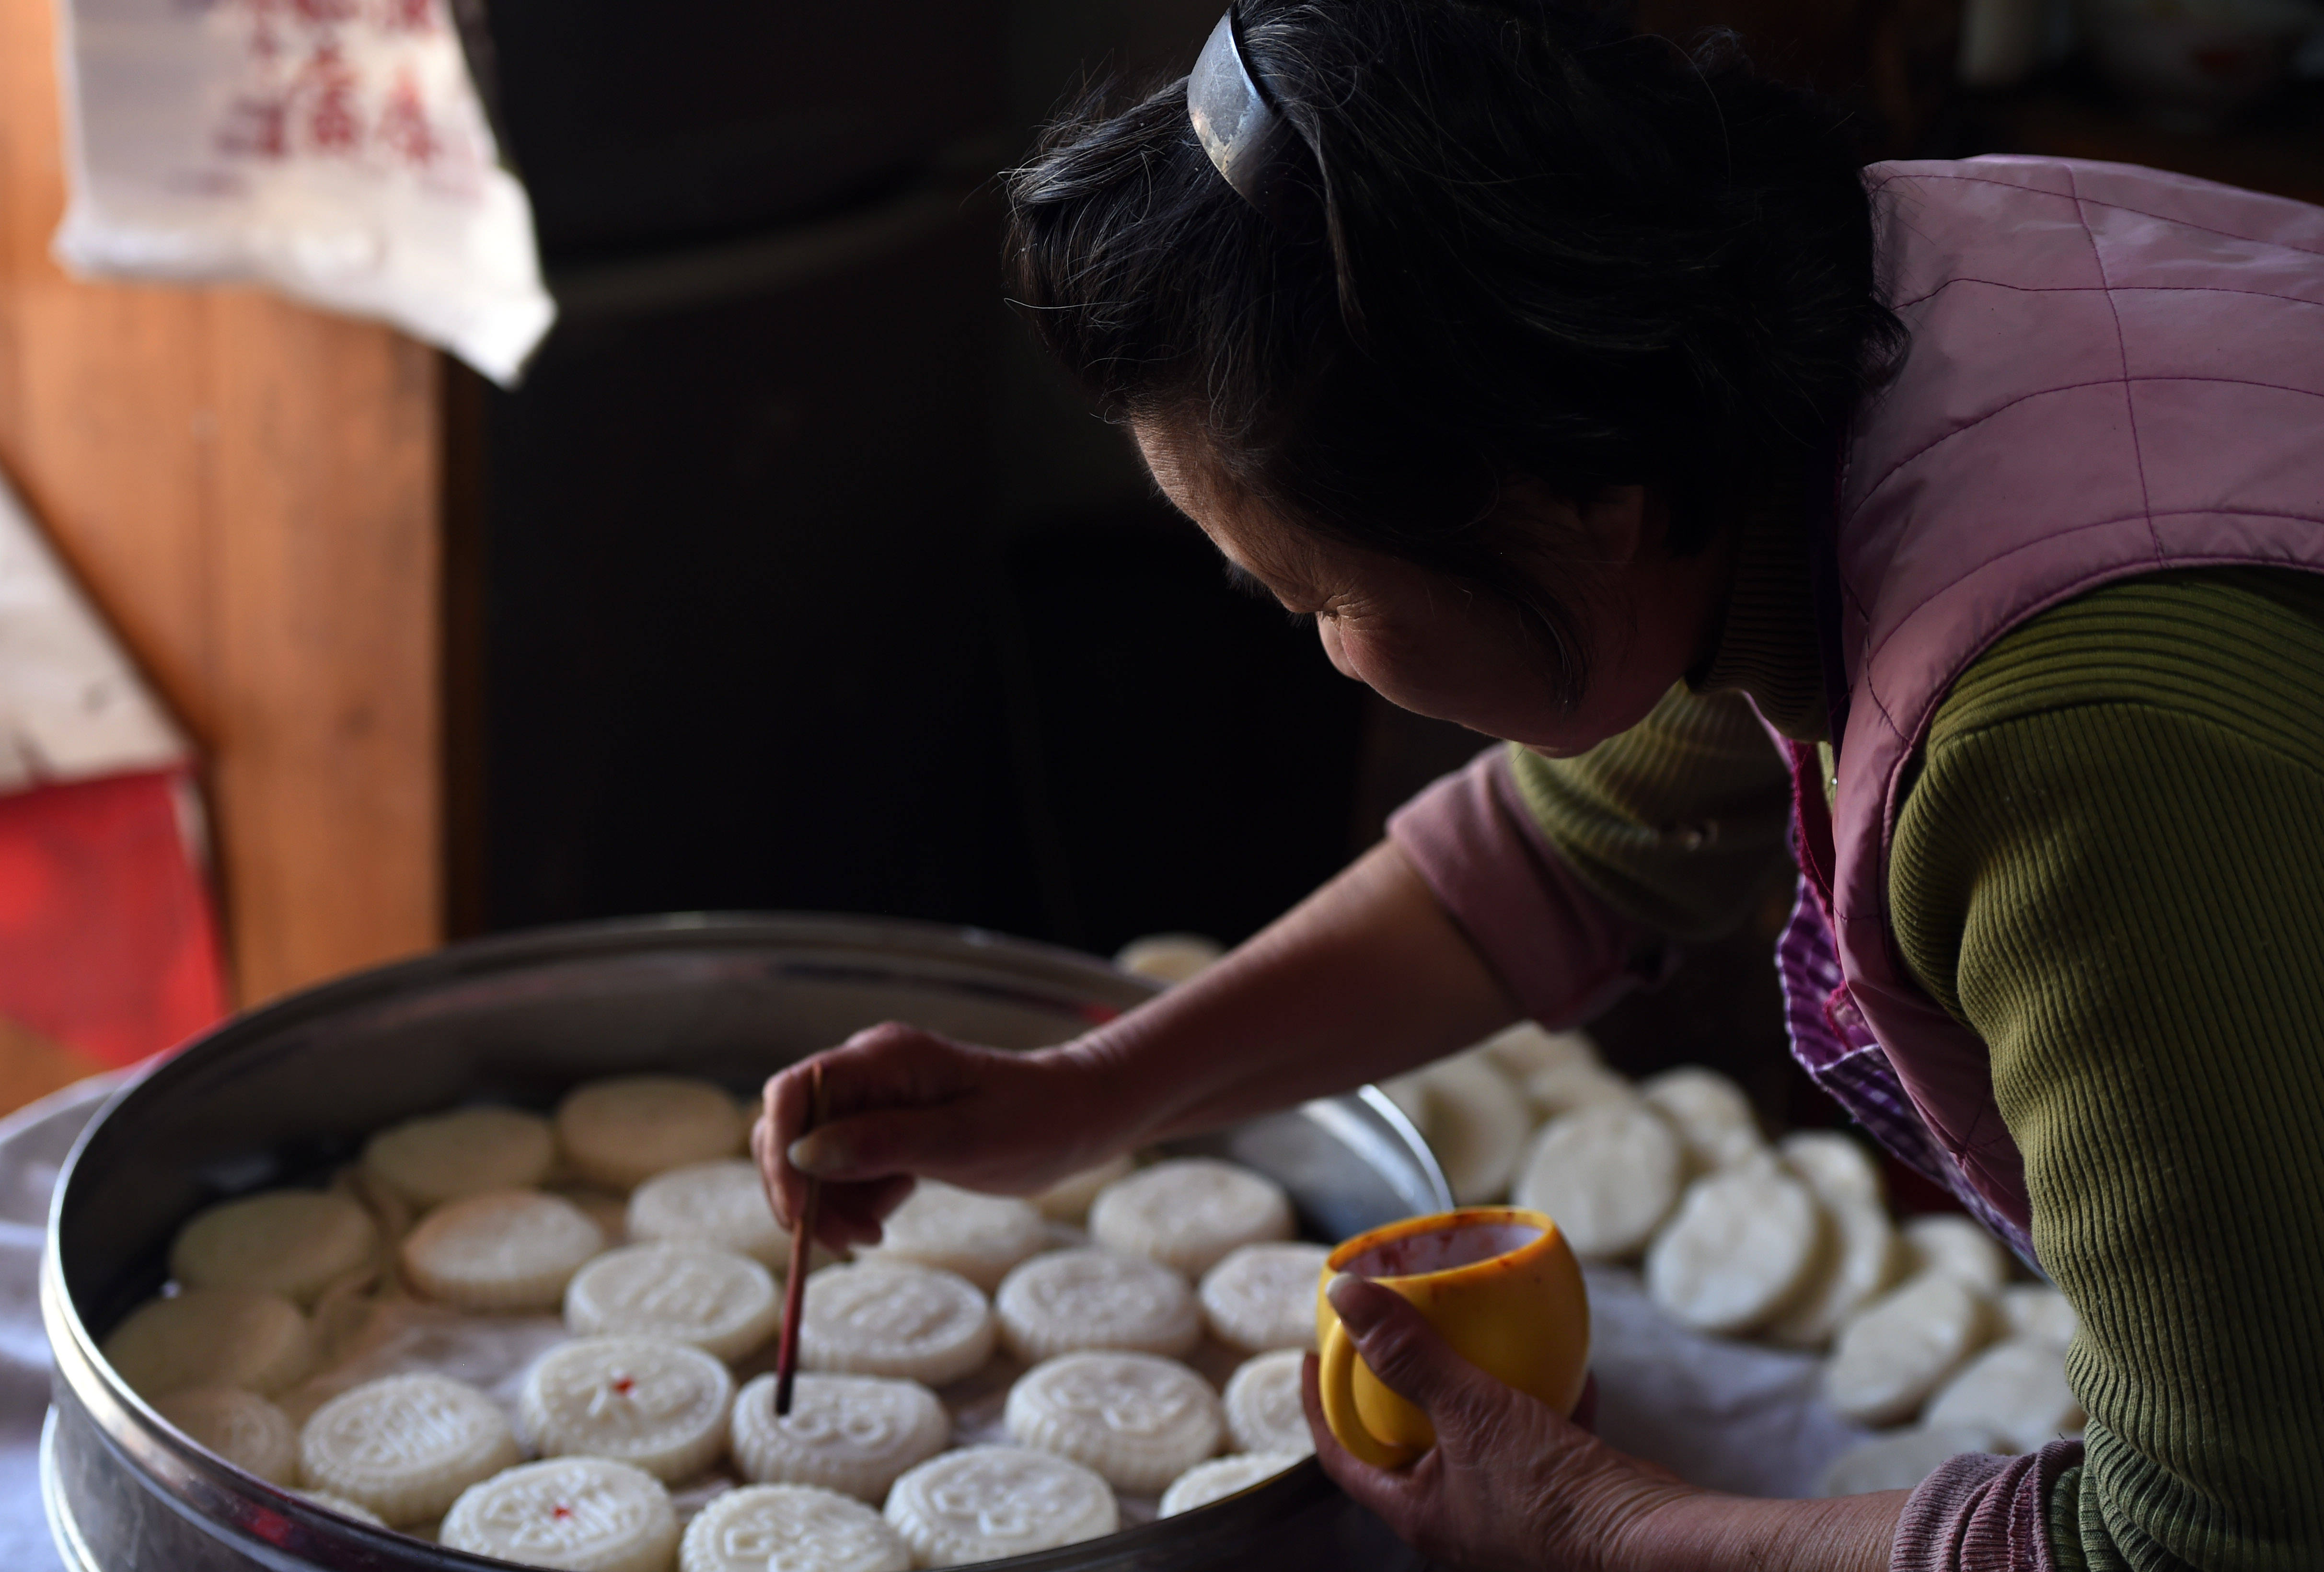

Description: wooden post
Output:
[0,0,443,1007]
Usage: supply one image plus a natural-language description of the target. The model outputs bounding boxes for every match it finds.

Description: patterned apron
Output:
[1777,464,2040,1270]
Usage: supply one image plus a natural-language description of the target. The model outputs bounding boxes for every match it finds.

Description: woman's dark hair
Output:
[1006,0,1904,701]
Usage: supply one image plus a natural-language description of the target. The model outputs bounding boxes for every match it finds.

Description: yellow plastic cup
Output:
[1313,1205,1589,1468]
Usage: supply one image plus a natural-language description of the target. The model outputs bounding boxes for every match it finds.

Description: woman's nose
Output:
[1317,619,1360,682]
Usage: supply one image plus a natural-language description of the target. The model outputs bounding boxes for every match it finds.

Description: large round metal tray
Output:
[41,914,1446,1571]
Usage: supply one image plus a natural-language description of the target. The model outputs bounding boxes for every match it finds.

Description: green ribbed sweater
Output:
[1507,527,2324,1570]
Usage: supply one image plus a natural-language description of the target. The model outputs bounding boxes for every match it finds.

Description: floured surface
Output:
[1583,1263,1873,1497]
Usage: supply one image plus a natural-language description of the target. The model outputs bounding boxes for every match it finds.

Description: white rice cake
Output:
[293,1491,388,1527]
[1780,1129,1886,1209]
[1903,1214,2011,1295]
[1645,1153,1826,1336]
[556,1075,747,1192]
[1824,1273,1995,1427]
[883,1446,1117,1566]
[1089,1158,1294,1278]
[362,1106,555,1209]
[565,1243,782,1363]
[1999,1285,2077,1348]
[728,1372,949,1503]
[518,1335,734,1482]
[1158,1452,1305,1516]
[1222,1348,1314,1457]
[153,1387,298,1485]
[1029,1155,1135,1223]
[1513,1102,1684,1260]
[797,1260,995,1387]
[439,1456,678,1572]
[1199,1242,1331,1354]
[1923,1338,2085,1453]
[625,1159,788,1267]
[1004,1350,1222,1494]
[1640,1066,1764,1172]
[170,1190,379,1306]
[1761,1195,1903,1351]
[1518,1057,1638,1121]
[402,1189,606,1312]
[681,1483,912,1572]
[299,1373,521,1526]
[997,1248,1200,1362]
[1475,1022,1601,1079]
[859,1180,1049,1292]
[103,1289,311,1399]
[1388,1054,1533,1206]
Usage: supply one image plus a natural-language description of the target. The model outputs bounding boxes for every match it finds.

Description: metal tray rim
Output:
[43,912,1445,1571]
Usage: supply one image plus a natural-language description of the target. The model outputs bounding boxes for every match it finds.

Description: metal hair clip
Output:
[1188,7,1308,221]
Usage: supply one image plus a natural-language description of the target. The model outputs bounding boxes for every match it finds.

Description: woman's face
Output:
[1133,425,1731,758]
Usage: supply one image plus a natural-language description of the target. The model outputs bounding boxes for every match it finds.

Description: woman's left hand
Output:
[1304,1272,1693,1572]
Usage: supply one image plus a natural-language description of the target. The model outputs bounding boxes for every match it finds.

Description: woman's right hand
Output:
[752,1022,1119,1252]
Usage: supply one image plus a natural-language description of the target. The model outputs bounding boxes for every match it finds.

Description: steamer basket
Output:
[41,914,1446,1572]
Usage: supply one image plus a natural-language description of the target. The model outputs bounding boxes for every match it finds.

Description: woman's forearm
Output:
[1050,839,1523,1148]
[1618,1489,1903,1572]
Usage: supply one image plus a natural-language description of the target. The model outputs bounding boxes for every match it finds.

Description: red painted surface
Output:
[0,768,227,1066]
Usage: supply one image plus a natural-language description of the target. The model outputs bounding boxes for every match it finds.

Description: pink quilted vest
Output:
[1795,156,2324,1255]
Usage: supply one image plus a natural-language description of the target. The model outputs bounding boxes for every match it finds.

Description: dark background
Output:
[444,0,2323,1110]
[453,0,1388,958]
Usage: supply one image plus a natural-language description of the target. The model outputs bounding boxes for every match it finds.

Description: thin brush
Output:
[773,1060,825,1416]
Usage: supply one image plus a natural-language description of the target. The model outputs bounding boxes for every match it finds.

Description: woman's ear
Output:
[1574,485,1655,567]
[1494,478,1652,568]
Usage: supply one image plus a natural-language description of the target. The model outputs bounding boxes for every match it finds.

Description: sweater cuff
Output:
[1892,1439,2086,1572]
[1385,748,1665,1027]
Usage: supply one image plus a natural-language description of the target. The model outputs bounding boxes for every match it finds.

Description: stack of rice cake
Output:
[1384,1025,2082,1495]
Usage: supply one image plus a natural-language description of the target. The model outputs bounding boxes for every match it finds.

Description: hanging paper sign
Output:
[51,0,556,385]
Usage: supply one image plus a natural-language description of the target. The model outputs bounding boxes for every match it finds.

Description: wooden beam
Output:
[0,0,442,1006]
